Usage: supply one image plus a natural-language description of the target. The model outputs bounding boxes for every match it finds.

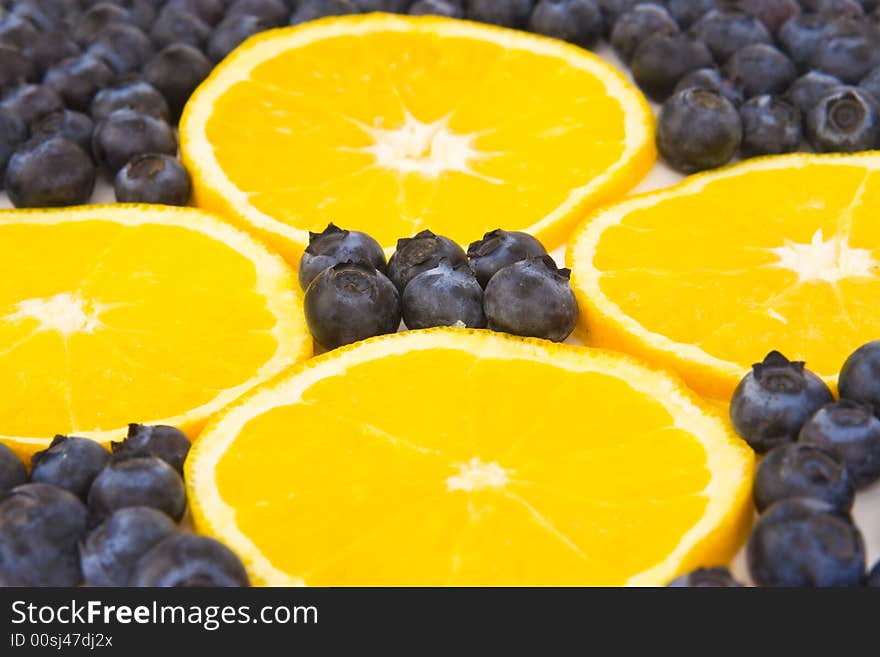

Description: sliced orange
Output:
[0,205,311,461]
[179,14,655,264]
[567,153,880,401]
[187,329,753,586]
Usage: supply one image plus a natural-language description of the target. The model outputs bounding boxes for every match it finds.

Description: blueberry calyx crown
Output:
[827,91,868,134]
[752,350,807,393]
[826,399,873,427]
[395,230,442,266]
[305,223,348,255]
[30,434,70,466]
[535,255,571,282]
[467,229,505,259]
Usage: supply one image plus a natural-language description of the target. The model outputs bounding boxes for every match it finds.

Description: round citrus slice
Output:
[568,152,880,402]
[187,329,753,586]
[0,205,311,461]
[179,14,655,264]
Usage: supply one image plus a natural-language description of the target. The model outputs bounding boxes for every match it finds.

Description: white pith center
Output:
[769,229,877,283]
[361,112,486,178]
[446,457,509,492]
[6,293,104,335]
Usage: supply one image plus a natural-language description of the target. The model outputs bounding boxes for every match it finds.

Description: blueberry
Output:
[80,507,178,586]
[91,79,171,124]
[484,255,578,343]
[8,1,66,32]
[111,423,191,475]
[0,105,27,178]
[753,444,853,514]
[800,0,865,17]
[5,137,96,207]
[811,32,880,85]
[596,0,639,30]
[806,87,880,153]
[527,0,605,50]
[724,44,797,99]
[0,442,26,493]
[839,340,880,417]
[73,4,130,46]
[0,83,63,125]
[798,400,880,489]
[30,435,110,500]
[114,153,191,205]
[610,4,678,62]
[227,0,291,26]
[352,0,411,11]
[299,223,387,291]
[305,262,401,350]
[747,497,865,587]
[142,45,211,121]
[666,0,718,29]
[104,0,159,30]
[88,456,187,524]
[0,46,32,92]
[860,66,880,104]
[778,15,870,73]
[92,109,177,173]
[739,95,801,156]
[0,483,87,586]
[656,88,741,174]
[689,9,773,64]
[466,0,533,28]
[738,0,799,35]
[0,14,40,51]
[673,68,744,107]
[467,228,547,288]
[630,33,714,102]
[208,14,273,62]
[22,29,80,78]
[44,55,116,114]
[150,5,212,50]
[409,0,464,17]
[666,567,743,587]
[31,110,95,156]
[402,260,486,330]
[87,22,154,75]
[165,0,226,25]
[868,561,880,587]
[786,70,843,116]
[387,229,468,292]
[130,534,250,587]
[729,351,834,453]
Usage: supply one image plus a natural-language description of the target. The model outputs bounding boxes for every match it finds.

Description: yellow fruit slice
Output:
[567,153,880,402]
[187,329,753,586]
[0,205,311,461]
[180,14,655,264]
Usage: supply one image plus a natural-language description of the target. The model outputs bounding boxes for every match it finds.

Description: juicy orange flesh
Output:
[0,220,278,436]
[594,166,880,376]
[215,349,709,585]
[205,30,629,247]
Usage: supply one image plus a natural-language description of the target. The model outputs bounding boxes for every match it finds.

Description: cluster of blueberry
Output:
[0,424,249,587]
[300,224,578,350]
[672,342,880,587]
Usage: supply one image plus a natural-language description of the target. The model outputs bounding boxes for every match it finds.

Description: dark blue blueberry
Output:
[738,0,799,35]
[0,83,64,125]
[112,424,191,475]
[0,483,88,586]
[528,0,605,50]
[81,507,178,586]
[753,444,853,514]
[467,228,547,288]
[143,44,212,120]
[610,3,677,62]
[747,497,865,587]
[299,223,387,291]
[786,70,843,116]
[810,30,880,84]
[739,95,801,156]
[656,88,741,173]
[806,87,880,153]
[290,0,360,25]
[227,0,290,25]
[30,435,110,500]
[0,14,40,51]
[22,29,80,78]
[114,153,192,205]
[352,0,411,11]
[630,33,714,102]
[0,105,27,179]
[401,259,486,329]
[466,0,534,28]
[724,44,797,99]
[483,255,578,343]
[150,5,212,50]
[387,229,468,292]
[208,14,273,62]
[44,55,116,114]
[868,561,880,587]
[596,0,639,30]
[32,110,95,156]
[777,13,831,72]
[88,455,187,524]
[674,68,744,106]
[91,79,170,123]
[130,534,250,587]
[304,262,401,350]
[800,0,865,17]
[729,351,834,453]
[8,1,66,32]
[839,340,880,417]
[0,442,26,493]
[860,66,880,104]
[5,137,96,207]
[165,0,226,25]
[799,400,880,489]
[87,22,154,75]
[689,9,773,63]
[92,109,177,173]
[0,46,32,92]
[666,567,743,587]
[409,0,464,17]
[105,0,159,30]
[73,3,130,47]
[667,0,718,29]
